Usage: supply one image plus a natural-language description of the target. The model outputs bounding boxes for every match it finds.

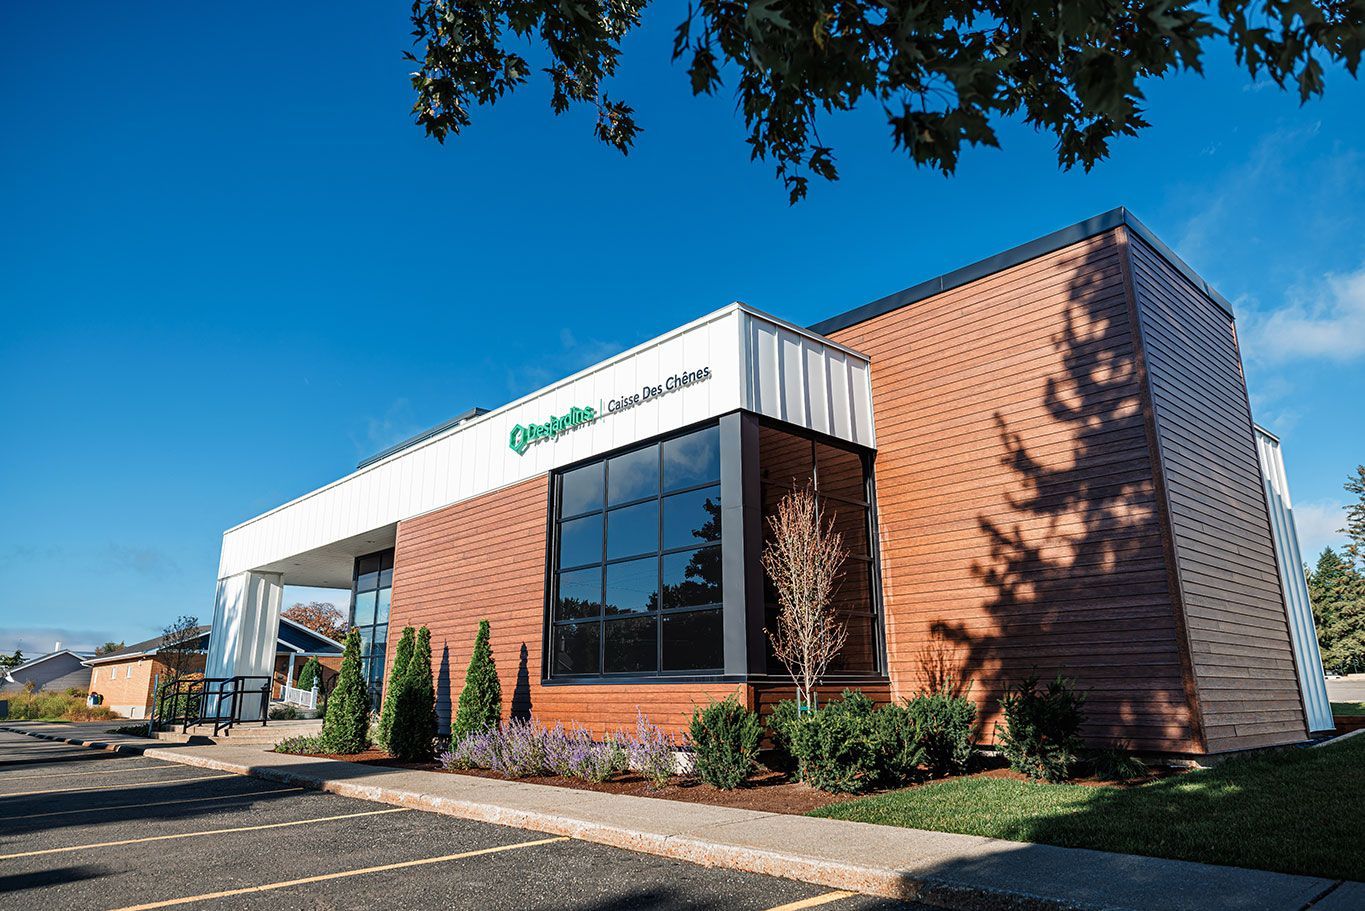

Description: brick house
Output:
[86,618,343,718]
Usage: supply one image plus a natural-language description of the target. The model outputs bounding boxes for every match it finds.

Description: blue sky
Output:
[2,4,1362,652]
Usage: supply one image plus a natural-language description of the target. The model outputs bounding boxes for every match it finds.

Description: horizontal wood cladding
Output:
[1128,235,1308,752]
[831,231,1200,753]
[389,476,739,736]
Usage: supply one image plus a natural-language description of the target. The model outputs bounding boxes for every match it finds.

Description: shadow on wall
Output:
[512,644,532,722]
[926,240,1192,750]
[435,645,451,734]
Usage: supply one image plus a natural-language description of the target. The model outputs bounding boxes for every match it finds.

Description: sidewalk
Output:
[5,722,1358,911]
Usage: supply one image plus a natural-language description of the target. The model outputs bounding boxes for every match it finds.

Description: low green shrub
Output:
[269,703,302,721]
[766,698,801,768]
[1089,744,1150,781]
[787,690,923,793]
[905,684,977,776]
[274,734,328,754]
[996,674,1087,782]
[872,702,926,784]
[690,698,762,789]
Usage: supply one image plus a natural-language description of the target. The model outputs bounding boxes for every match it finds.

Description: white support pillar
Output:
[206,570,283,720]
[1254,426,1334,733]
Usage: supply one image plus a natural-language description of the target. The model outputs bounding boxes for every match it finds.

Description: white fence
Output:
[280,683,319,710]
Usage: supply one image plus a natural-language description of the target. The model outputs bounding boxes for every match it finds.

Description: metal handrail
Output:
[152,675,272,736]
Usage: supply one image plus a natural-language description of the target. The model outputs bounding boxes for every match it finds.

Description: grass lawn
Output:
[811,734,1364,881]
[1332,701,1365,715]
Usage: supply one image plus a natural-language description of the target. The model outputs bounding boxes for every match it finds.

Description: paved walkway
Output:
[4,722,1358,911]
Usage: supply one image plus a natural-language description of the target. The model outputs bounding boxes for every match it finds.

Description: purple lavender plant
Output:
[626,711,676,789]
[496,718,550,776]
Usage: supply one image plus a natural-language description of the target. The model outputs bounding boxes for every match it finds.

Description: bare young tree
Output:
[762,484,849,713]
[158,614,201,686]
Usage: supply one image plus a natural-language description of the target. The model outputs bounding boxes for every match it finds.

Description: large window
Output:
[550,424,724,677]
[759,424,881,675]
[350,548,393,701]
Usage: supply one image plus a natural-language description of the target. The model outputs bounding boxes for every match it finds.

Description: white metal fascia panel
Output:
[1254,426,1333,733]
[218,303,871,579]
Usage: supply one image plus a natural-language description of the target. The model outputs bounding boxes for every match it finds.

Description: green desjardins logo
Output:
[509,405,598,455]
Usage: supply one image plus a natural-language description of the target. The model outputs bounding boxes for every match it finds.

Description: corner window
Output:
[759,424,881,675]
[550,424,723,678]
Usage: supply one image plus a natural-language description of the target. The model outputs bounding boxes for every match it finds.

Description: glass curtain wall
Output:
[349,548,393,702]
[550,424,724,677]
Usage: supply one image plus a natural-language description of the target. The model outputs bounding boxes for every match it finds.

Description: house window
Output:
[350,548,393,701]
[549,424,723,678]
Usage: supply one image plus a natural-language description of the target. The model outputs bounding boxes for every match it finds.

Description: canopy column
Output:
[206,570,283,719]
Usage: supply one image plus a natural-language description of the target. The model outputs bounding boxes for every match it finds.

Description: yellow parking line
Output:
[4,786,307,821]
[0,762,177,782]
[0,773,236,798]
[0,807,411,860]
[764,892,858,911]
[107,836,572,911]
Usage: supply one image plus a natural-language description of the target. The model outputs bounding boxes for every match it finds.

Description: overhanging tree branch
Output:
[406,0,1365,201]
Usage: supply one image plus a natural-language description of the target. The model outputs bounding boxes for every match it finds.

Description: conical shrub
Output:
[389,626,437,761]
[296,657,321,693]
[320,629,370,754]
[377,626,415,751]
[452,620,501,742]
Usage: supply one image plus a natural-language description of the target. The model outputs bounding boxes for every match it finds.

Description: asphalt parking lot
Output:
[0,730,927,911]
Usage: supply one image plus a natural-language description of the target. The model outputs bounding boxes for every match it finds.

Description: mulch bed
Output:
[279,749,1180,813]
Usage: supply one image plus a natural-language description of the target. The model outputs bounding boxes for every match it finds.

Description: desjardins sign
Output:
[508,366,711,455]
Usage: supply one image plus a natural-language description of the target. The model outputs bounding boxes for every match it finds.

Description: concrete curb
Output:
[3,724,1348,911]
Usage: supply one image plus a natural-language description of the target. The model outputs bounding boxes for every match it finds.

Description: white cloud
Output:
[1241,267,1365,364]
[1292,499,1349,560]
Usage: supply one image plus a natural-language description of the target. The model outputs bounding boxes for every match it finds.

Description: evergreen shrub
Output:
[689,697,762,789]
[320,629,370,754]
[905,683,977,776]
[389,626,437,761]
[377,626,415,751]
[296,657,321,693]
[996,674,1087,782]
[786,690,925,793]
[452,620,501,742]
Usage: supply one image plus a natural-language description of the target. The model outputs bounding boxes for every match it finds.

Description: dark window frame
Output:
[540,412,888,685]
[546,422,725,681]
[754,417,888,679]
[349,547,395,705]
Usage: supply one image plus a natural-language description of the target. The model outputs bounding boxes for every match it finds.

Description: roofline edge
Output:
[809,207,1235,336]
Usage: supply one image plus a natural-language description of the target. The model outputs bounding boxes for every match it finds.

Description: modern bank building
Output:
[201,209,1334,755]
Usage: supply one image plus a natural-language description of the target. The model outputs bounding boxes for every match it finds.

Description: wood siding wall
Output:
[1127,235,1308,751]
[828,231,1200,752]
[389,476,740,737]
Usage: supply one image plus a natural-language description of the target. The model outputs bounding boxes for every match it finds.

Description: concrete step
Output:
[154,719,322,747]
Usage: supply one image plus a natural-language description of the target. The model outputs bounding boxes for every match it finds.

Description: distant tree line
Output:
[1308,466,1365,675]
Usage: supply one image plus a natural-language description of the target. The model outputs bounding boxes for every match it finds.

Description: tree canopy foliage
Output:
[1308,547,1365,674]
[406,0,1365,200]
[282,601,348,641]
